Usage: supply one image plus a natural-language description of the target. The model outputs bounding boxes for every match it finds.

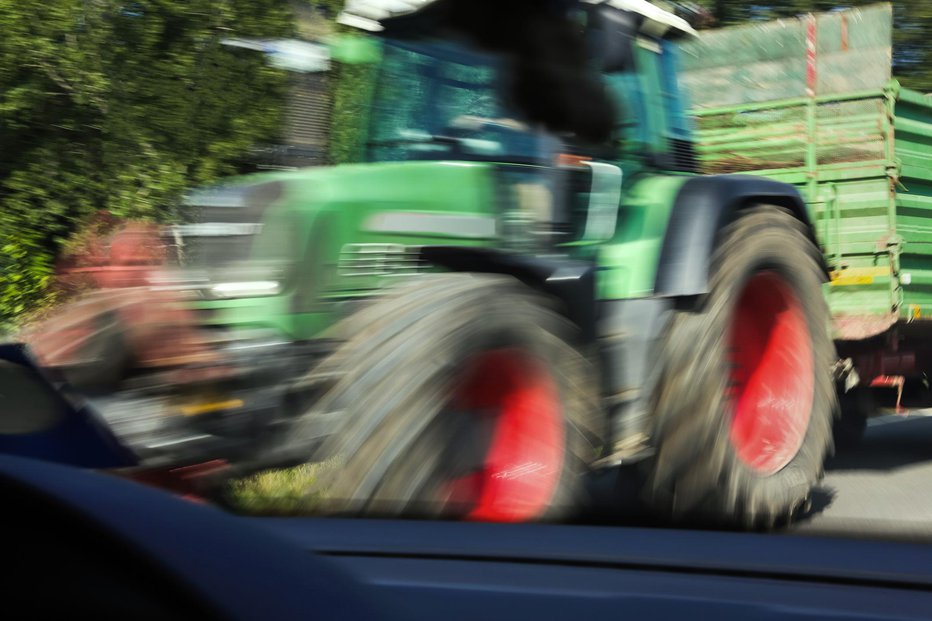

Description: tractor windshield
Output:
[366,39,556,164]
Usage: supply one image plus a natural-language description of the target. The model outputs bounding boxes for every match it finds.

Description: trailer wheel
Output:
[644,205,835,528]
[305,274,602,522]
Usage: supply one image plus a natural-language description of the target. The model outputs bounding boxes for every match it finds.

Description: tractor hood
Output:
[186,160,501,340]
[279,159,498,232]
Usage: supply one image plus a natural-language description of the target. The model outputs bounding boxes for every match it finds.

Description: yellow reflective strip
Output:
[180,399,244,417]
[830,275,875,286]
[829,267,891,287]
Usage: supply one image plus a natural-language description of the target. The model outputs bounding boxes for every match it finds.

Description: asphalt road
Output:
[584,411,932,539]
[791,411,932,540]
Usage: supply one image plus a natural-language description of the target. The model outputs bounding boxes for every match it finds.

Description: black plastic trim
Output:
[259,517,932,589]
[654,175,828,298]
[420,246,598,343]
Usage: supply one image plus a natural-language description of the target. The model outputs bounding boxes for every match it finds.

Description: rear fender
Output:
[654,175,828,299]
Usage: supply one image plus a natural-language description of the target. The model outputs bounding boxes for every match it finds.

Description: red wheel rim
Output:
[728,272,814,474]
[444,348,565,522]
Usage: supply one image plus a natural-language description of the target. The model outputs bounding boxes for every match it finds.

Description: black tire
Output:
[643,205,836,528]
[300,274,603,521]
[833,387,872,451]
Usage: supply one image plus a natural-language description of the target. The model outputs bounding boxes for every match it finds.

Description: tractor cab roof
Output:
[338,0,695,39]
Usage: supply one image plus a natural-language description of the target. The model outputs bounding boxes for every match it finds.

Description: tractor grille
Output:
[337,244,428,278]
[668,138,699,173]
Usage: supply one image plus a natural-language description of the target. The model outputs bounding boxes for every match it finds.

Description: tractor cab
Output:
[331,0,698,256]
[364,38,560,166]
[341,0,697,173]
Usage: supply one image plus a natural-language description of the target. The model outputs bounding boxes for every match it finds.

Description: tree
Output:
[0,0,294,327]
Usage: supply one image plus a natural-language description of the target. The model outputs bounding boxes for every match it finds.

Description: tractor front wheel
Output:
[305,274,603,522]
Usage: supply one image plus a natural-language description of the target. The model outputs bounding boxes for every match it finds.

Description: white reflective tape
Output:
[365,212,497,239]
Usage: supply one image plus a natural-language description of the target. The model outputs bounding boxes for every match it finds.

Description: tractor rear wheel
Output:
[643,205,836,528]
[304,274,603,522]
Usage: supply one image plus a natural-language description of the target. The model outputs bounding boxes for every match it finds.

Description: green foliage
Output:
[293,0,344,39]
[318,0,381,166]
[0,229,55,324]
[0,0,295,325]
[692,1,932,92]
[329,57,380,165]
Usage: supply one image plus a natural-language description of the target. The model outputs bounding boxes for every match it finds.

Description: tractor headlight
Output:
[209,280,281,299]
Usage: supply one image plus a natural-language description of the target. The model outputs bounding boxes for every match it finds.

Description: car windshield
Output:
[3,0,932,554]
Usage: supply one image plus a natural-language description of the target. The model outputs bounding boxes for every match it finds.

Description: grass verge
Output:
[224,457,339,516]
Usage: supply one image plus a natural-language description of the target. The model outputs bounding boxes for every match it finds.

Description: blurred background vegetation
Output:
[2,0,931,331]
[0,0,298,328]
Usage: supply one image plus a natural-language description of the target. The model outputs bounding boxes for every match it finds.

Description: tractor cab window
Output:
[366,40,556,164]
[602,36,695,170]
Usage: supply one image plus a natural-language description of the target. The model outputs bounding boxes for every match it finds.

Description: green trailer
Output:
[681,3,932,431]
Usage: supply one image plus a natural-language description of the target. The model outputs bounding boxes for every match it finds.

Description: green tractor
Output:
[236,0,834,528]
[38,0,835,526]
